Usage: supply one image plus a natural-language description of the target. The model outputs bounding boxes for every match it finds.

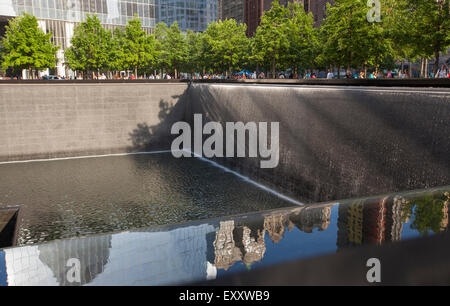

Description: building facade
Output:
[303,0,331,26]
[0,0,219,78]
[0,0,158,78]
[244,0,331,36]
[155,0,218,32]
[219,0,244,24]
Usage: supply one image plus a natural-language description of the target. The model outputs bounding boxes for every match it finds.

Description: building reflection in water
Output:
[337,191,449,250]
[0,190,448,286]
[208,205,332,271]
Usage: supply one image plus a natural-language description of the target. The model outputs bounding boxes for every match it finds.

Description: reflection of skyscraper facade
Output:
[1,191,449,285]
[210,206,333,271]
[156,0,218,32]
[337,197,405,249]
[290,206,332,233]
[38,235,111,286]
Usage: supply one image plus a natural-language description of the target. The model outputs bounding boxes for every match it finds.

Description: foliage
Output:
[403,193,449,235]
[203,19,250,75]
[5,0,448,78]
[252,0,291,77]
[121,17,157,76]
[64,15,112,76]
[1,13,58,77]
[155,22,187,78]
[283,2,318,73]
[386,0,449,73]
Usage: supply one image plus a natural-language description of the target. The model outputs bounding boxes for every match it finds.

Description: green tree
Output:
[252,1,291,78]
[316,12,346,75]
[322,0,369,71]
[1,13,58,79]
[121,17,157,77]
[65,15,112,78]
[203,19,250,76]
[284,2,318,75]
[185,30,208,74]
[319,0,395,75]
[107,27,125,74]
[403,193,448,235]
[155,22,187,78]
[390,0,449,74]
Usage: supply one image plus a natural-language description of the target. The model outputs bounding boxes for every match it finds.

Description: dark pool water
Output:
[0,153,295,245]
[0,186,448,286]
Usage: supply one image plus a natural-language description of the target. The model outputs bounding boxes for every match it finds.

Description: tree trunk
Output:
[420,58,424,78]
[347,52,352,71]
[337,64,341,79]
[433,1,443,75]
[272,57,276,79]
[135,66,138,78]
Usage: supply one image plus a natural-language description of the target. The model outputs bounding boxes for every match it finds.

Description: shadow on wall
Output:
[128,90,190,152]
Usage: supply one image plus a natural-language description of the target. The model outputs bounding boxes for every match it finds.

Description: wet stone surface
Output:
[0,153,294,245]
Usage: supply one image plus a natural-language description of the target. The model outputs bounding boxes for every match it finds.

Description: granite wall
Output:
[188,84,450,202]
[0,83,189,161]
[1,82,449,202]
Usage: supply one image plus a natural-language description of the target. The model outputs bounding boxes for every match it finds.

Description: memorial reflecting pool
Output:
[0,152,297,245]
[0,187,448,286]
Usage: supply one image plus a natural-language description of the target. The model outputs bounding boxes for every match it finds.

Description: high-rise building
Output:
[0,1,220,78]
[243,0,266,37]
[244,0,331,36]
[155,0,218,32]
[302,0,332,27]
[0,0,157,78]
[219,0,244,24]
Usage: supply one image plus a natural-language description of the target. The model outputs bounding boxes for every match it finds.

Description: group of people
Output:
[3,63,449,80]
[435,64,450,78]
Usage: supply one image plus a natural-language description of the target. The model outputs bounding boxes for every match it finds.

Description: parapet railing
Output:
[0,78,449,87]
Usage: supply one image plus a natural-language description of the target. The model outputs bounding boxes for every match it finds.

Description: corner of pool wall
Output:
[0,207,20,248]
[0,82,449,202]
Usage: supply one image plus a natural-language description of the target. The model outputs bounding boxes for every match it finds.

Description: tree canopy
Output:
[4,0,447,79]
[155,22,188,78]
[203,19,250,76]
[121,17,157,76]
[1,13,58,78]
[64,15,111,76]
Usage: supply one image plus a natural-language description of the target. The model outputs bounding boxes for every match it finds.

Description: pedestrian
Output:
[403,69,409,78]
[435,65,448,78]
[345,70,354,79]
[326,70,334,79]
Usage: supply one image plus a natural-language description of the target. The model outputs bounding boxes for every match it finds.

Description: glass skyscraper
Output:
[5,0,156,28]
[0,0,218,77]
[156,0,218,32]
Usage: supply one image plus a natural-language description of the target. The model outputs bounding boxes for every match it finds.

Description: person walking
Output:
[327,70,334,79]
[435,65,448,78]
